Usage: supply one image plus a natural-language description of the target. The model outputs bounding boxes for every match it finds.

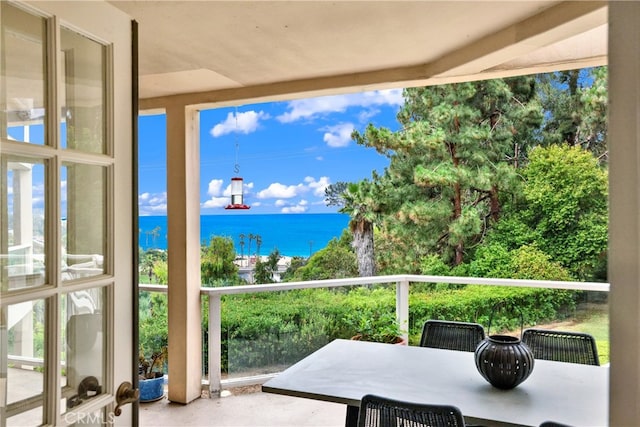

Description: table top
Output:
[262,339,608,427]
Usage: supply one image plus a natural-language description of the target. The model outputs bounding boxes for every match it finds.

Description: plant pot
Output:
[351,334,407,345]
[474,334,534,389]
[474,303,534,389]
[139,374,164,402]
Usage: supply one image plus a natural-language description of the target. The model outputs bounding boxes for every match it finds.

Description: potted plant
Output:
[346,311,407,345]
[139,292,168,402]
[138,347,166,402]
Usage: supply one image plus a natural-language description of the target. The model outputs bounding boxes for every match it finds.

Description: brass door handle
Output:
[114,381,139,416]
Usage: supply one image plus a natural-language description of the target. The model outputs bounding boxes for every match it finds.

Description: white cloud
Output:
[316,156,324,161]
[282,201,309,213]
[256,176,331,204]
[322,123,354,148]
[276,89,403,123]
[138,191,168,216]
[257,182,306,199]
[210,110,270,137]
[304,176,331,197]
[358,108,380,122]
[202,197,229,209]
[207,179,224,197]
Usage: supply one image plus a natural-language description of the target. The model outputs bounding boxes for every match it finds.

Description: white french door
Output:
[1,1,135,425]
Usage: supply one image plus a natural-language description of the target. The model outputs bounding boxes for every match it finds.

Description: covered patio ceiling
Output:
[108,1,608,109]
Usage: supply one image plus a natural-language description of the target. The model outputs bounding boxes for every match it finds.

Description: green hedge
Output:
[210,285,577,372]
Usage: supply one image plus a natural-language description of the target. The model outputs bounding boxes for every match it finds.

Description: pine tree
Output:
[537,67,608,161]
[354,77,542,266]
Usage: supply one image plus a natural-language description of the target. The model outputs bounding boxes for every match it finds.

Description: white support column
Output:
[208,294,221,397]
[608,2,640,425]
[166,105,202,404]
[396,280,409,342]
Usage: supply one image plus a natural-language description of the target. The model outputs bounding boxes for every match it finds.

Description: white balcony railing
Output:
[140,274,610,396]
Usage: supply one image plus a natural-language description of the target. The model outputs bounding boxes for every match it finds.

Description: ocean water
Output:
[138,213,350,257]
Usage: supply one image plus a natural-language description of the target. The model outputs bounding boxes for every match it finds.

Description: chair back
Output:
[522,328,600,365]
[539,421,573,427]
[420,320,485,352]
[358,394,465,427]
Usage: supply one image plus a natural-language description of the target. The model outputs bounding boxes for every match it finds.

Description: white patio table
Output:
[262,339,608,427]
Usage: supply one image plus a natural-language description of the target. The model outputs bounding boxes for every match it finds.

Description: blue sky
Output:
[138,89,404,216]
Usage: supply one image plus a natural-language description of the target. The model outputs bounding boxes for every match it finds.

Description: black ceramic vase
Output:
[474,334,534,389]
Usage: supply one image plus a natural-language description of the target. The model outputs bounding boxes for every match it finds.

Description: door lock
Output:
[114,381,139,416]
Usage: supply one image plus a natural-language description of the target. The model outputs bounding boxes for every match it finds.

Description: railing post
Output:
[396,279,409,342]
[208,294,222,397]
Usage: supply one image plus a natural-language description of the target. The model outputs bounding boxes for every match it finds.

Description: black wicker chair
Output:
[539,421,573,427]
[522,328,600,366]
[419,320,485,352]
[358,394,466,427]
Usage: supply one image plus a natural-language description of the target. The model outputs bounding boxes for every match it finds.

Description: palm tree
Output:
[255,235,262,259]
[150,226,161,247]
[247,233,255,264]
[239,233,246,266]
[327,180,379,277]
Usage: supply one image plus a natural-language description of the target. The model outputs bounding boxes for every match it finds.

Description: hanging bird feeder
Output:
[225,108,250,210]
[226,177,250,210]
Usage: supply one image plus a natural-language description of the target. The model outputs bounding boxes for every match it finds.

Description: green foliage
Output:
[353,77,542,267]
[153,260,168,284]
[537,67,608,160]
[342,287,405,343]
[201,236,239,285]
[253,248,281,284]
[326,180,381,277]
[139,292,168,375]
[280,256,306,282]
[219,289,347,372]
[510,245,573,281]
[289,233,357,281]
[419,254,452,276]
[465,242,514,278]
[466,243,573,281]
[522,145,608,280]
[409,286,576,339]
[139,248,167,284]
[213,284,578,368]
[471,145,608,281]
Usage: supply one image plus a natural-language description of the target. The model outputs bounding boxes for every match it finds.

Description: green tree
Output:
[482,145,608,281]
[255,235,262,258]
[520,145,608,280]
[326,180,380,277]
[253,248,281,284]
[280,256,307,282]
[153,259,168,284]
[201,236,239,285]
[139,248,167,283]
[354,77,542,266]
[291,232,357,281]
[537,67,608,160]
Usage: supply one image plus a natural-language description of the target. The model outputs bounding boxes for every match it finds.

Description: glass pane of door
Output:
[2,299,46,426]
[62,288,105,414]
[1,157,47,292]
[1,2,47,145]
[61,163,106,282]
[60,28,106,154]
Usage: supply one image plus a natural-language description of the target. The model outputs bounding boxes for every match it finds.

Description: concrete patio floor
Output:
[138,389,346,427]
